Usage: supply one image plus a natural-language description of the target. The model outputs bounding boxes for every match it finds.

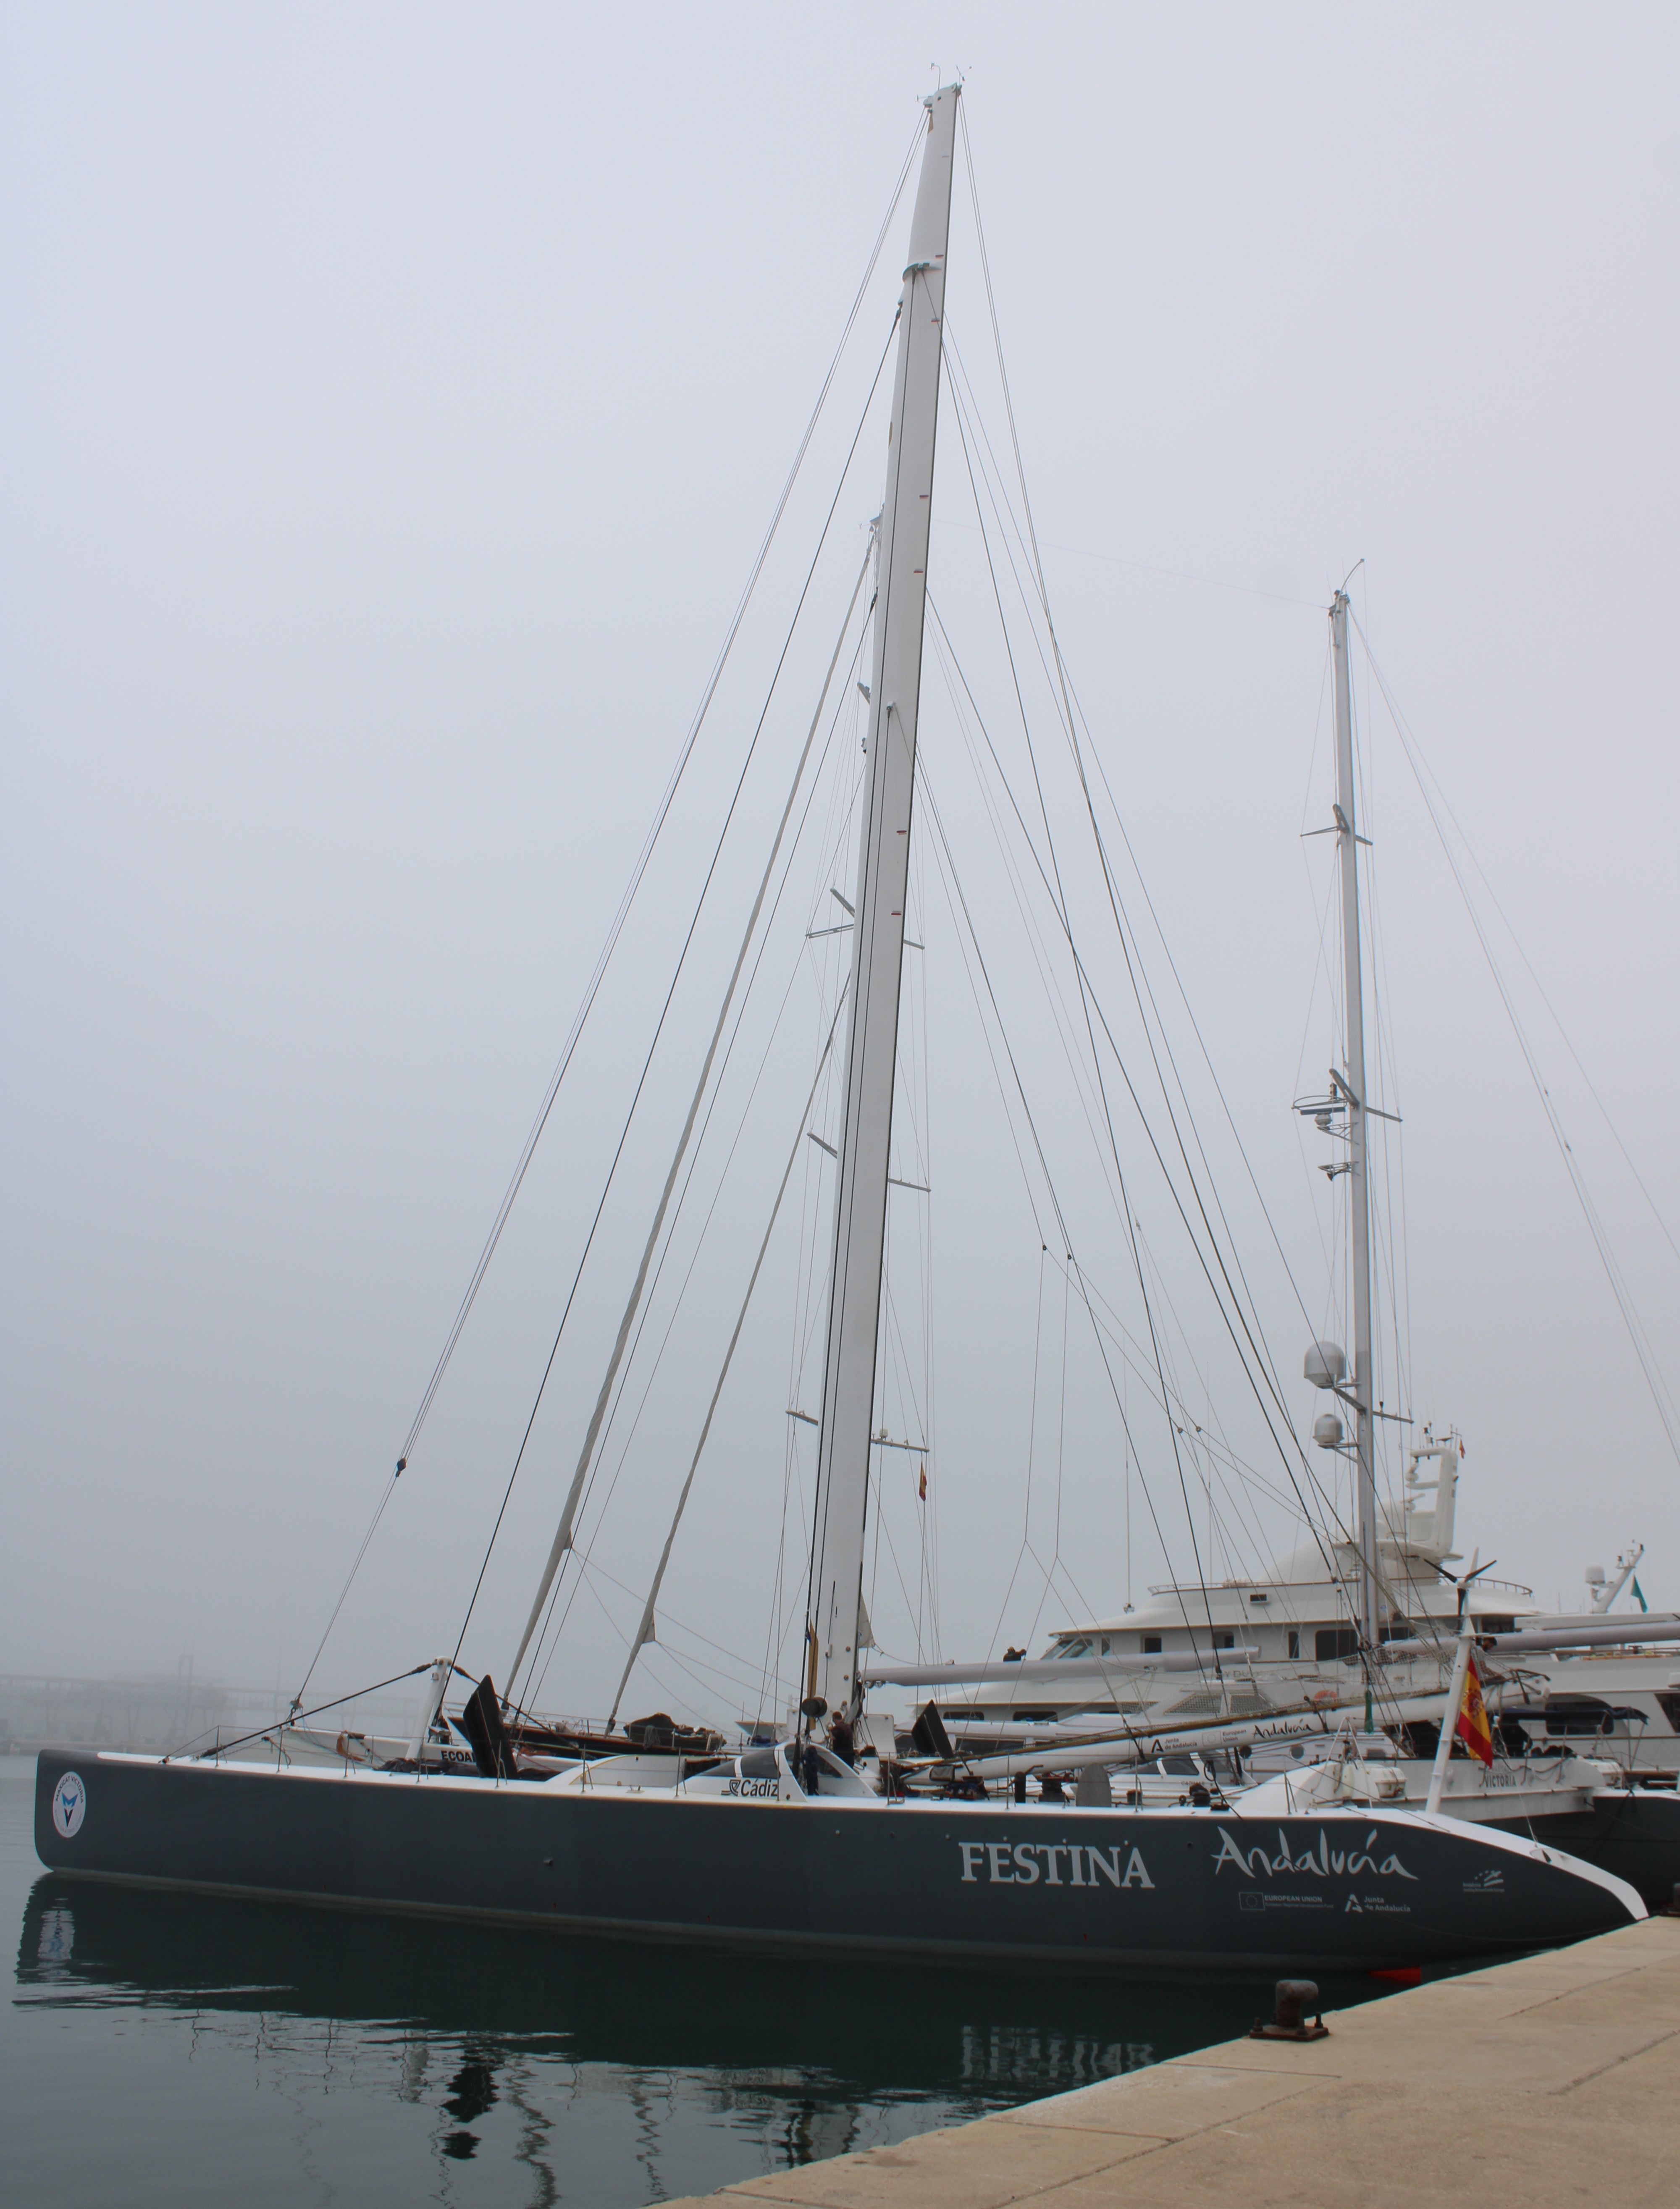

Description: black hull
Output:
[34,1752,1641,1971]
[1496,1792,1680,1910]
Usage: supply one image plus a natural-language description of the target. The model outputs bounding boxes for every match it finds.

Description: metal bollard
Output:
[1250,1978,1329,2041]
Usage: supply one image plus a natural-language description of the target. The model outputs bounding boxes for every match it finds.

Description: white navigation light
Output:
[1304,1341,1346,1389]
[1313,1411,1345,1450]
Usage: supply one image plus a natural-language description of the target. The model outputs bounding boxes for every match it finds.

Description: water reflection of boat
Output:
[15,1870,1348,2124]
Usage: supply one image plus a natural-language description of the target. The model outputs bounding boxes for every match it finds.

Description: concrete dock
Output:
[664,1918,1679,2208]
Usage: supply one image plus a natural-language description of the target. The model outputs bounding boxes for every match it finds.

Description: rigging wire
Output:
[497,526,882,1703]
[1055,1251,1326,1530]
[975,1242,1049,1663]
[200,1664,438,1766]
[760,749,866,1724]
[926,656,1183,1635]
[521,594,876,1710]
[1121,1226,1284,1587]
[530,623,869,1608]
[286,1480,406,1721]
[938,308,1336,1458]
[404,121,919,1480]
[915,764,1220,1677]
[288,129,921,1716]
[483,325,900,1699]
[1352,614,1680,1468]
[931,385,1228,1671]
[604,984,853,1726]
[941,355,1312,1451]
[929,551,1349,1591]
[935,213,1361,1612]
[927,603,1129,1216]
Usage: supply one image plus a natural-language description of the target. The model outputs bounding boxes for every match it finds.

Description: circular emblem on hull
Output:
[52,1771,87,1838]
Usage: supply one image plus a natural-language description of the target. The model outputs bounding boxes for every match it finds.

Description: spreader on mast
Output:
[805,84,958,1727]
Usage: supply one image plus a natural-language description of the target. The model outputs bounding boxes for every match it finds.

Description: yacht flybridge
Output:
[882,1431,1478,1735]
[36,87,1651,1966]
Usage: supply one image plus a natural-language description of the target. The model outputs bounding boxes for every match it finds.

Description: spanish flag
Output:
[917,1464,927,1502]
[1455,1646,1495,1766]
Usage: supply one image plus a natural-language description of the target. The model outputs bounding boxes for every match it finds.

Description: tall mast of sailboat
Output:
[1330,589,1381,1676]
[805,84,959,1728]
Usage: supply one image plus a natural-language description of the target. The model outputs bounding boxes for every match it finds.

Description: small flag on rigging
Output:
[1632,1577,1649,1614]
[1455,1646,1495,1767]
[918,1464,927,1502]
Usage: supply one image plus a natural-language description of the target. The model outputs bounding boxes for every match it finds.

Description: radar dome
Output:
[1304,1341,1346,1389]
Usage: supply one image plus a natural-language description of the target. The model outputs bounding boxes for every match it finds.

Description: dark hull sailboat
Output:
[34,86,1651,1977]
[1486,1791,1680,1912]
[34,1749,1641,1971]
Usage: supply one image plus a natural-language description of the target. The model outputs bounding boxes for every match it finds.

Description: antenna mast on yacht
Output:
[805,84,959,1729]
[1331,589,1381,1672]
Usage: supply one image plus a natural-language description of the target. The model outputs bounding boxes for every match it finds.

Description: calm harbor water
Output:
[5,1759,1390,2206]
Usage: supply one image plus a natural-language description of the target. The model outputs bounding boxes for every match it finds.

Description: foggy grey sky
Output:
[4,6,1677,1724]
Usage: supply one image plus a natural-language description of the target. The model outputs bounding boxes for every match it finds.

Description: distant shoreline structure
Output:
[0,1669,423,1758]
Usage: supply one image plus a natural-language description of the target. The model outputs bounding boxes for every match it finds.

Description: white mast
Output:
[1330,589,1381,1668]
[806,85,958,1725]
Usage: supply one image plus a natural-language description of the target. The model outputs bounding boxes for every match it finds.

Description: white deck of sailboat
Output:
[83,1748,1638,1847]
